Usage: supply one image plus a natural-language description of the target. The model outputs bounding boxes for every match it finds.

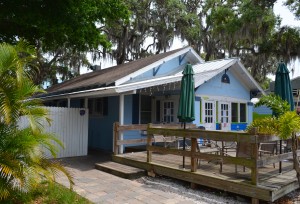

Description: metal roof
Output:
[38,51,264,99]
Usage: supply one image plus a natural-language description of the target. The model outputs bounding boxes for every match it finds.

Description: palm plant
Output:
[247,94,300,184]
[0,41,73,201]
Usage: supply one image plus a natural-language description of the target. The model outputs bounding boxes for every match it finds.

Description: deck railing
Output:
[113,122,299,185]
[113,122,196,155]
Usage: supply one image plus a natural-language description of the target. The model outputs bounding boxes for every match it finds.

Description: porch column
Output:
[119,94,124,153]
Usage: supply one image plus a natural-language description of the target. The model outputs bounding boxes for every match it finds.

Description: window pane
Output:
[140,95,152,123]
[240,103,246,122]
[231,103,238,122]
[141,95,151,111]
[156,100,160,122]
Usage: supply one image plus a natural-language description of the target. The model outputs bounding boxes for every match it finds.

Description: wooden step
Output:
[95,161,146,179]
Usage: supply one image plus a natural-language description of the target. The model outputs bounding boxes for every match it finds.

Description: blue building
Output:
[38,46,264,152]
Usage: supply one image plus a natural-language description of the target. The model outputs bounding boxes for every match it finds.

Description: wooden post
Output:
[147,123,152,163]
[113,122,119,155]
[251,136,258,185]
[251,198,259,204]
[191,138,197,172]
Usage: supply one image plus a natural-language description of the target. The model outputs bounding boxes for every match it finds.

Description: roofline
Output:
[115,46,201,86]
[39,58,265,100]
[236,61,265,95]
[115,75,182,93]
[38,86,116,100]
[194,59,237,87]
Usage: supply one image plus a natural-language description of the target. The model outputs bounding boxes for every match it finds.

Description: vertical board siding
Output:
[18,107,88,158]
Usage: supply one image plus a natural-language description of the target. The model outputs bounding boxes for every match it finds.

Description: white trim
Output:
[197,95,248,103]
[115,47,200,86]
[201,99,216,130]
[115,74,183,93]
[218,101,231,123]
[237,60,265,95]
[190,48,204,63]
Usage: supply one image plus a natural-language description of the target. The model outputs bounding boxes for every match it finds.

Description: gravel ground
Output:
[134,175,300,204]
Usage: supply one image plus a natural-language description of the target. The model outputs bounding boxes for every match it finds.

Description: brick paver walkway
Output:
[56,152,198,204]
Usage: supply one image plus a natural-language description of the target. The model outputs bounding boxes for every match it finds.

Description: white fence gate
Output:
[18,107,88,158]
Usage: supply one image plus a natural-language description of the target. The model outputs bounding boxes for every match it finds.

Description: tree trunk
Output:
[292,133,300,185]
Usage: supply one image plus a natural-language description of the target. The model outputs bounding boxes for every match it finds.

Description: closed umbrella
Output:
[177,63,195,169]
[274,61,294,112]
[274,61,294,173]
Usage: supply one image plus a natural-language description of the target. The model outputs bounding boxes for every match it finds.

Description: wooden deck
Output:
[113,151,298,202]
[112,123,300,203]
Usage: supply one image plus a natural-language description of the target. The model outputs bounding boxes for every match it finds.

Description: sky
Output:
[89,1,300,79]
[273,0,300,80]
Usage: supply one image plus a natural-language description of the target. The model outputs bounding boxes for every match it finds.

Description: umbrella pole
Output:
[183,122,186,169]
[279,140,282,173]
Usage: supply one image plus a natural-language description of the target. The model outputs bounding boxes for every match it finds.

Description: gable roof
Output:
[116,58,265,94]
[38,47,264,99]
[44,46,201,98]
[194,59,265,94]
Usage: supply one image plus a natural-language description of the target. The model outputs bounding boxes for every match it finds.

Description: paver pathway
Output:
[56,152,198,204]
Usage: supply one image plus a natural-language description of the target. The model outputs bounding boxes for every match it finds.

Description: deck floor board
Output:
[112,151,298,202]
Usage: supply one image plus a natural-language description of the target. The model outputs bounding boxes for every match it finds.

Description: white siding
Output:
[18,107,88,158]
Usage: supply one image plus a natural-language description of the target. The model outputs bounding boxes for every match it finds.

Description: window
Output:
[163,101,174,123]
[140,95,152,124]
[240,103,246,122]
[231,103,238,122]
[220,103,229,123]
[231,102,247,123]
[88,97,108,116]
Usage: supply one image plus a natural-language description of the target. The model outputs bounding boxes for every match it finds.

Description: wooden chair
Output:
[153,134,177,148]
[235,142,252,173]
[222,141,237,154]
[197,139,221,166]
[220,142,250,173]
[259,142,277,168]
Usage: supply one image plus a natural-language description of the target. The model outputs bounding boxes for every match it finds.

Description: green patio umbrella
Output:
[177,63,195,169]
[274,61,294,173]
[274,61,294,113]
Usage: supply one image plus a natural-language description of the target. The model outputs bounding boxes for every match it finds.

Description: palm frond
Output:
[278,111,300,139]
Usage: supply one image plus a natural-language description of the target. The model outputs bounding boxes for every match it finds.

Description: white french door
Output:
[162,101,175,123]
[219,102,231,131]
[202,100,216,130]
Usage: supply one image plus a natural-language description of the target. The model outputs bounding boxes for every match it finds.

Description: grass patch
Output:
[1,182,92,204]
[253,112,272,120]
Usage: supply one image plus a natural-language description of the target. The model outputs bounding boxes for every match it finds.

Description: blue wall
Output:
[253,105,272,115]
[88,96,119,151]
[195,71,250,100]
[130,55,189,82]
[87,94,144,152]
[195,70,252,130]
